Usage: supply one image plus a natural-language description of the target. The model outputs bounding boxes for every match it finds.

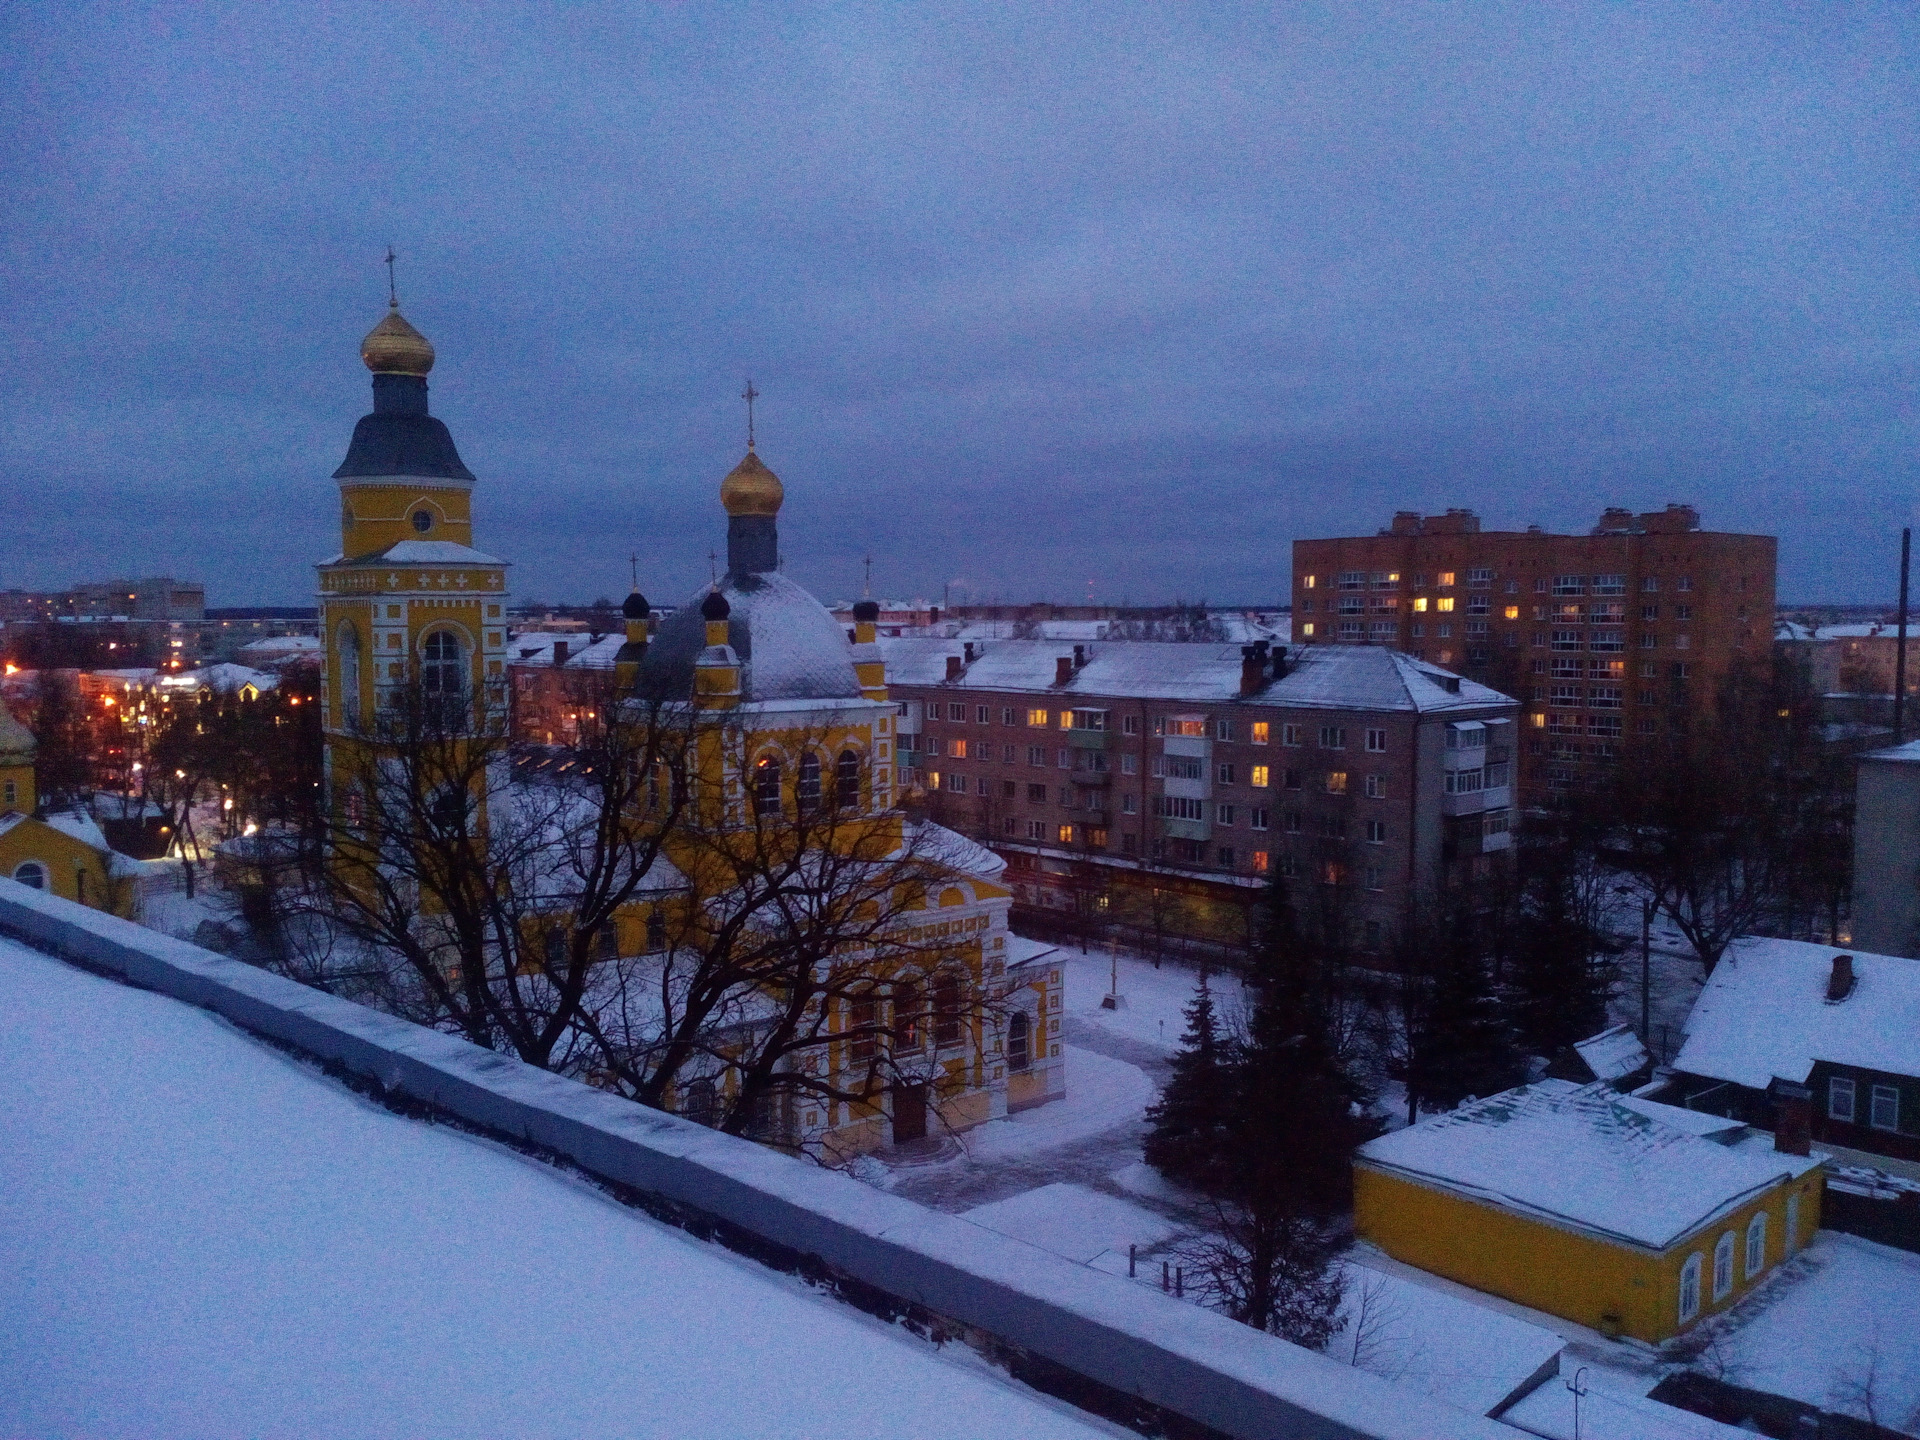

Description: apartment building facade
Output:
[882,638,1517,954]
[1292,506,1776,801]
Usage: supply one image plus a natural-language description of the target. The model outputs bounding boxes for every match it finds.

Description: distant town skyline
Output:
[4,4,1916,607]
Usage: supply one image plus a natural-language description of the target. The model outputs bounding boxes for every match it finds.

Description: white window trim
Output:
[1744,1212,1767,1278]
[1712,1232,1734,1301]
[1679,1252,1702,1324]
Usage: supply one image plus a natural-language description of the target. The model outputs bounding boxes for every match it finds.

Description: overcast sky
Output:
[3,3,1915,608]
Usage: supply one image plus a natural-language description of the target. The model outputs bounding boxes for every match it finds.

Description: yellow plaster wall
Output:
[1355,1164,1821,1343]
[0,820,132,917]
[1,760,35,815]
[339,482,474,557]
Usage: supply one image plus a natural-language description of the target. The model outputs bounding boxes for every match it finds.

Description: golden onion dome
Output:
[720,450,784,517]
[360,305,436,376]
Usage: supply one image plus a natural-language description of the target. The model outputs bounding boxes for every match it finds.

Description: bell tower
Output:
[317,282,510,819]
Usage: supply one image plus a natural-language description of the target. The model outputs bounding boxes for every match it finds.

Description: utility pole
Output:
[1641,896,1653,1050]
[1896,527,1911,745]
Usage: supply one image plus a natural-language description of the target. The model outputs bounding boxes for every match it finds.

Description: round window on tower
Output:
[411,509,433,534]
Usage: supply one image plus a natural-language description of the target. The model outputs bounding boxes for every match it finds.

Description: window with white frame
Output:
[1679,1252,1702,1324]
[1365,728,1386,752]
[1830,1076,1856,1122]
[1871,1084,1900,1132]
[1713,1232,1734,1301]
[1745,1212,1767,1278]
[1365,773,1385,799]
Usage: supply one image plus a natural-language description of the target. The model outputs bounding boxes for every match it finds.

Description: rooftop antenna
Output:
[741,378,759,452]
[863,553,873,599]
[384,245,399,309]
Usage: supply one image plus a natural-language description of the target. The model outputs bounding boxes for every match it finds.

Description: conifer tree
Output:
[1143,969,1236,1191]
[1405,902,1524,1114]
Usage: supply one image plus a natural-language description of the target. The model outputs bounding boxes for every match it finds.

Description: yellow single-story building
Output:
[1355,1080,1824,1344]
[0,704,138,917]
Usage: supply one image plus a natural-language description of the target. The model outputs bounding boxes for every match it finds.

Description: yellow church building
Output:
[1355,1080,1823,1344]
[0,705,137,916]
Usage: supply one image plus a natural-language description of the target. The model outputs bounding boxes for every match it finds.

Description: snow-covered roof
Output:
[1572,1024,1650,1083]
[645,572,863,703]
[878,638,1513,713]
[1357,1080,1820,1250]
[1673,936,1920,1089]
[1861,737,1920,766]
[0,937,1116,1439]
[173,662,277,694]
[507,631,626,668]
[348,539,506,566]
[42,807,112,853]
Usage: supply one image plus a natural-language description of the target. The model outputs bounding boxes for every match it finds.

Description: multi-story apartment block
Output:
[1292,506,1775,800]
[882,638,1517,954]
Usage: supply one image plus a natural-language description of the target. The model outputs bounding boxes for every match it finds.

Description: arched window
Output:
[754,757,782,817]
[1008,1011,1031,1071]
[1679,1252,1702,1324]
[12,860,46,890]
[422,629,466,700]
[682,1078,718,1128]
[933,969,963,1049]
[798,752,822,813]
[849,992,878,1064]
[336,621,361,725]
[646,908,666,952]
[836,749,861,808]
[1745,1211,1767,1278]
[1713,1232,1735,1301]
[892,981,921,1049]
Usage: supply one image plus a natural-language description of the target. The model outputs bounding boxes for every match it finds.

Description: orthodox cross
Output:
[384,246,399,309]
[741,378,759,451]
[863,553,873,598]
[708,549,719,585]
[629,552,639,588]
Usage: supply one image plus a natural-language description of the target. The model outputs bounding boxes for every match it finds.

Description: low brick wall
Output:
[0,879,1512,1440]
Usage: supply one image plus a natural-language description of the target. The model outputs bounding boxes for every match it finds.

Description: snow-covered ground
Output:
[1710,1234,1920,1433]
[962,1182,1181,1267]
[1058,943,1246,1054]
[0,938,1124,1440]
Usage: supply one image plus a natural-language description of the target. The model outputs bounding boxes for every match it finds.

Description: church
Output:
[0,705,138,917]
[317,294,1062,1160]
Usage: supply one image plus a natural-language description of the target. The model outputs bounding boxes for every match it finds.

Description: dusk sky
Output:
[4,4,1916,608]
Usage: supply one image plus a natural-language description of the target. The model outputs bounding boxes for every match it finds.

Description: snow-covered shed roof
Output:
[0,937,1119,1439]
[1572,1023,1651,1084]
[1673,936,1920,1090]
[322,539,506,567]
[645,572,863,703]
[172,662,277,695]
[1357,1080,1820,1250]
[878,638,1512,713]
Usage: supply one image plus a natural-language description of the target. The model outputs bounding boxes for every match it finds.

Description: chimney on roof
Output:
[1771,1080,1813,1156]
[1073,644,1088,668]
[945,655,963,681]
[1826,953,1857,1003]
[1389,511,1422,536]
[1054,656,1073,687]
[552,640,570,666]
[1442,674,1461,693]
[1240,644,1268,697]
[1271,643,1289,680]
[929,606,941,625]
[964,641,977,663]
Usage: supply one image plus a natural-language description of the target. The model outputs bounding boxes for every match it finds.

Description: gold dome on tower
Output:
[720,450,784,517]
[360,305,436,376]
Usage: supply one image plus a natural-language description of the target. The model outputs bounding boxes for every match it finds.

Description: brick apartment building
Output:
[881,638,1516,954]
[1292,505,1775,801]
[505,631,624,746]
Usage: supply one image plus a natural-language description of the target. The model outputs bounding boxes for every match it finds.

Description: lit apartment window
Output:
[1437,571,1456,587]
[1027,708,1050,727]
[1250,764,1270,788]
[1364,774,1385,798]
[1504,605,1520,620]
[1302,623,1316,637]
[1250,721,1270,744]
[1365,728,1387,752]
[1436,597,1455,613]
[1252,851,1269,872]
[1872,1084,1900,1132]
[1058,824,1074,844]
[1326,771,1348,795]
[1829,1076,1856,1122]
[1412,597,1428,613]
[1303,575,1317,589]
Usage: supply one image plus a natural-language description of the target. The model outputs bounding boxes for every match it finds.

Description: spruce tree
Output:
[1406,903,1524,1114]
[1143,969,1236,1191]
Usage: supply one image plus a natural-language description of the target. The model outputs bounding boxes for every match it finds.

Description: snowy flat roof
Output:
[1572,1024,1650,1083]
[878,639,1513,713]
[1673,936,1920,1090]
[1357,1080,1820,1251]
[0,937,1115,1440]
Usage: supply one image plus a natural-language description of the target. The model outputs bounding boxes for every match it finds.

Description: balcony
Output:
[1441,784,1511,817]
[1071,770,1112,788]
[1067,728,1109,751]
[1162,817,1212,842]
